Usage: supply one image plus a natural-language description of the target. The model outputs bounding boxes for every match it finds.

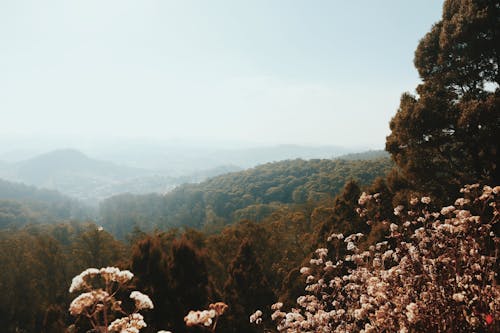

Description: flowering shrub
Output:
[68,266,153,333]
[266,185,499,332]
[184,302,228,332]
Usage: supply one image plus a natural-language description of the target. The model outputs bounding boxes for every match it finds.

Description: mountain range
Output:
[0,145,385,204]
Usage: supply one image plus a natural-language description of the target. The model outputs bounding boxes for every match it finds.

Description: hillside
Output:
[99,157,393,238]
[0,178,92,229]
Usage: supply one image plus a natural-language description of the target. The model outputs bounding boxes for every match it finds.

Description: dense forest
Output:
[0,0,498,332]
[99,157,392,238]
[0,179,92,229]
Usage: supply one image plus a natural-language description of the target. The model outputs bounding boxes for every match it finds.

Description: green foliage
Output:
[0,223,128,333]
[223,240,275,333]
[100,158,392,238]
[131,235,170,332]
[386,0,499,200]
[0,178,92,229]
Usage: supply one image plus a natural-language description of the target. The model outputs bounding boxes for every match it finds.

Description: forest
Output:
[0,0,499,332]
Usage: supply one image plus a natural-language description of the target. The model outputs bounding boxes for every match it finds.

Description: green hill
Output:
[0,178,92,229]
[99,157,392,238]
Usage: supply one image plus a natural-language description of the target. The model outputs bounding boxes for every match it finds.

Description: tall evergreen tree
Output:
[223,239,275,333]
[386,0,499,199]
[314,180,366,249]
[168,238,211,333]
[131,235,170,332]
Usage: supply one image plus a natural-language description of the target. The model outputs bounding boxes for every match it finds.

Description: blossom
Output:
[250,310,263,324]
[300,267,311,275]
[394,205,404,216]
[454,198,470,206]
[421,196,431,204]
[269,185,499,332]
[69,268,99,293]
[440,205,455,215]
[130,291,154,310]
[209,302,228,316]
[108,313,147,333]
[358,192,373,205]
[69,289,109,315]
[185,309,216,327]
[271,302,283,310]
[100,267,134,284]
[405,303,419,323]
[69,267,153,333]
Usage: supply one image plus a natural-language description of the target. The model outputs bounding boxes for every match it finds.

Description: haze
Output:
[0,0,442,154]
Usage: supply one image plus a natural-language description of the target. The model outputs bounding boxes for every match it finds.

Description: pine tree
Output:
[386,0,499,200]
[131,235,170,332]
[223,239,275,333]
[168,238,211,333]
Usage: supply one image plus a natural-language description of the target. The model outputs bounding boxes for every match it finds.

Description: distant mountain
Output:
[0,149,242,203]
[336,150,389,161]
[0,149,150,202]
[89,143,353,172]
[15,149,146,181]
[208,144,351,168]
[0,146,382,204]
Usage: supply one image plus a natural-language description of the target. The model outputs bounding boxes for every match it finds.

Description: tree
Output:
[168,238,211,333]
[386,0,499,200]
[223,239,275,333]
[131,235,170,332]
[314,180,366,249]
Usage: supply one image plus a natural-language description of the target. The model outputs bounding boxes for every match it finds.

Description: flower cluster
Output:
[68,267,153,333]
[184,302,228,332]
[250,310,263,324]
[130,291,154,310]
[108,313,147,333]
[268,184,499,332]
[69,289,109,316]
[69,267,133,293]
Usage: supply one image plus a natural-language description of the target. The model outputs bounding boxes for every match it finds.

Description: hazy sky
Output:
[0,1,443,149]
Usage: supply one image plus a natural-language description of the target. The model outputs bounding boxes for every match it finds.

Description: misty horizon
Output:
[0,1,443,150]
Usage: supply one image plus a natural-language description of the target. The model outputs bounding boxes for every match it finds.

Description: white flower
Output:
[185,310,216,327]
[394,205,404,216]
[271,302,283,310]
[421,196,431,204]
[249,310,263,324]
[69,289,109,316]
[454,198,470,206]
[130,291,154,310]
[315,248,328,258]
[440,205,455,215]
[405,303,419,323]
[108,313,147,333]
[300,267,311,275]
[358,192,373,205]
[69,268,99,293]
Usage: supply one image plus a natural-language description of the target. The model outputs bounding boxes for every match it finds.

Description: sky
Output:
[0,0,444,150]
